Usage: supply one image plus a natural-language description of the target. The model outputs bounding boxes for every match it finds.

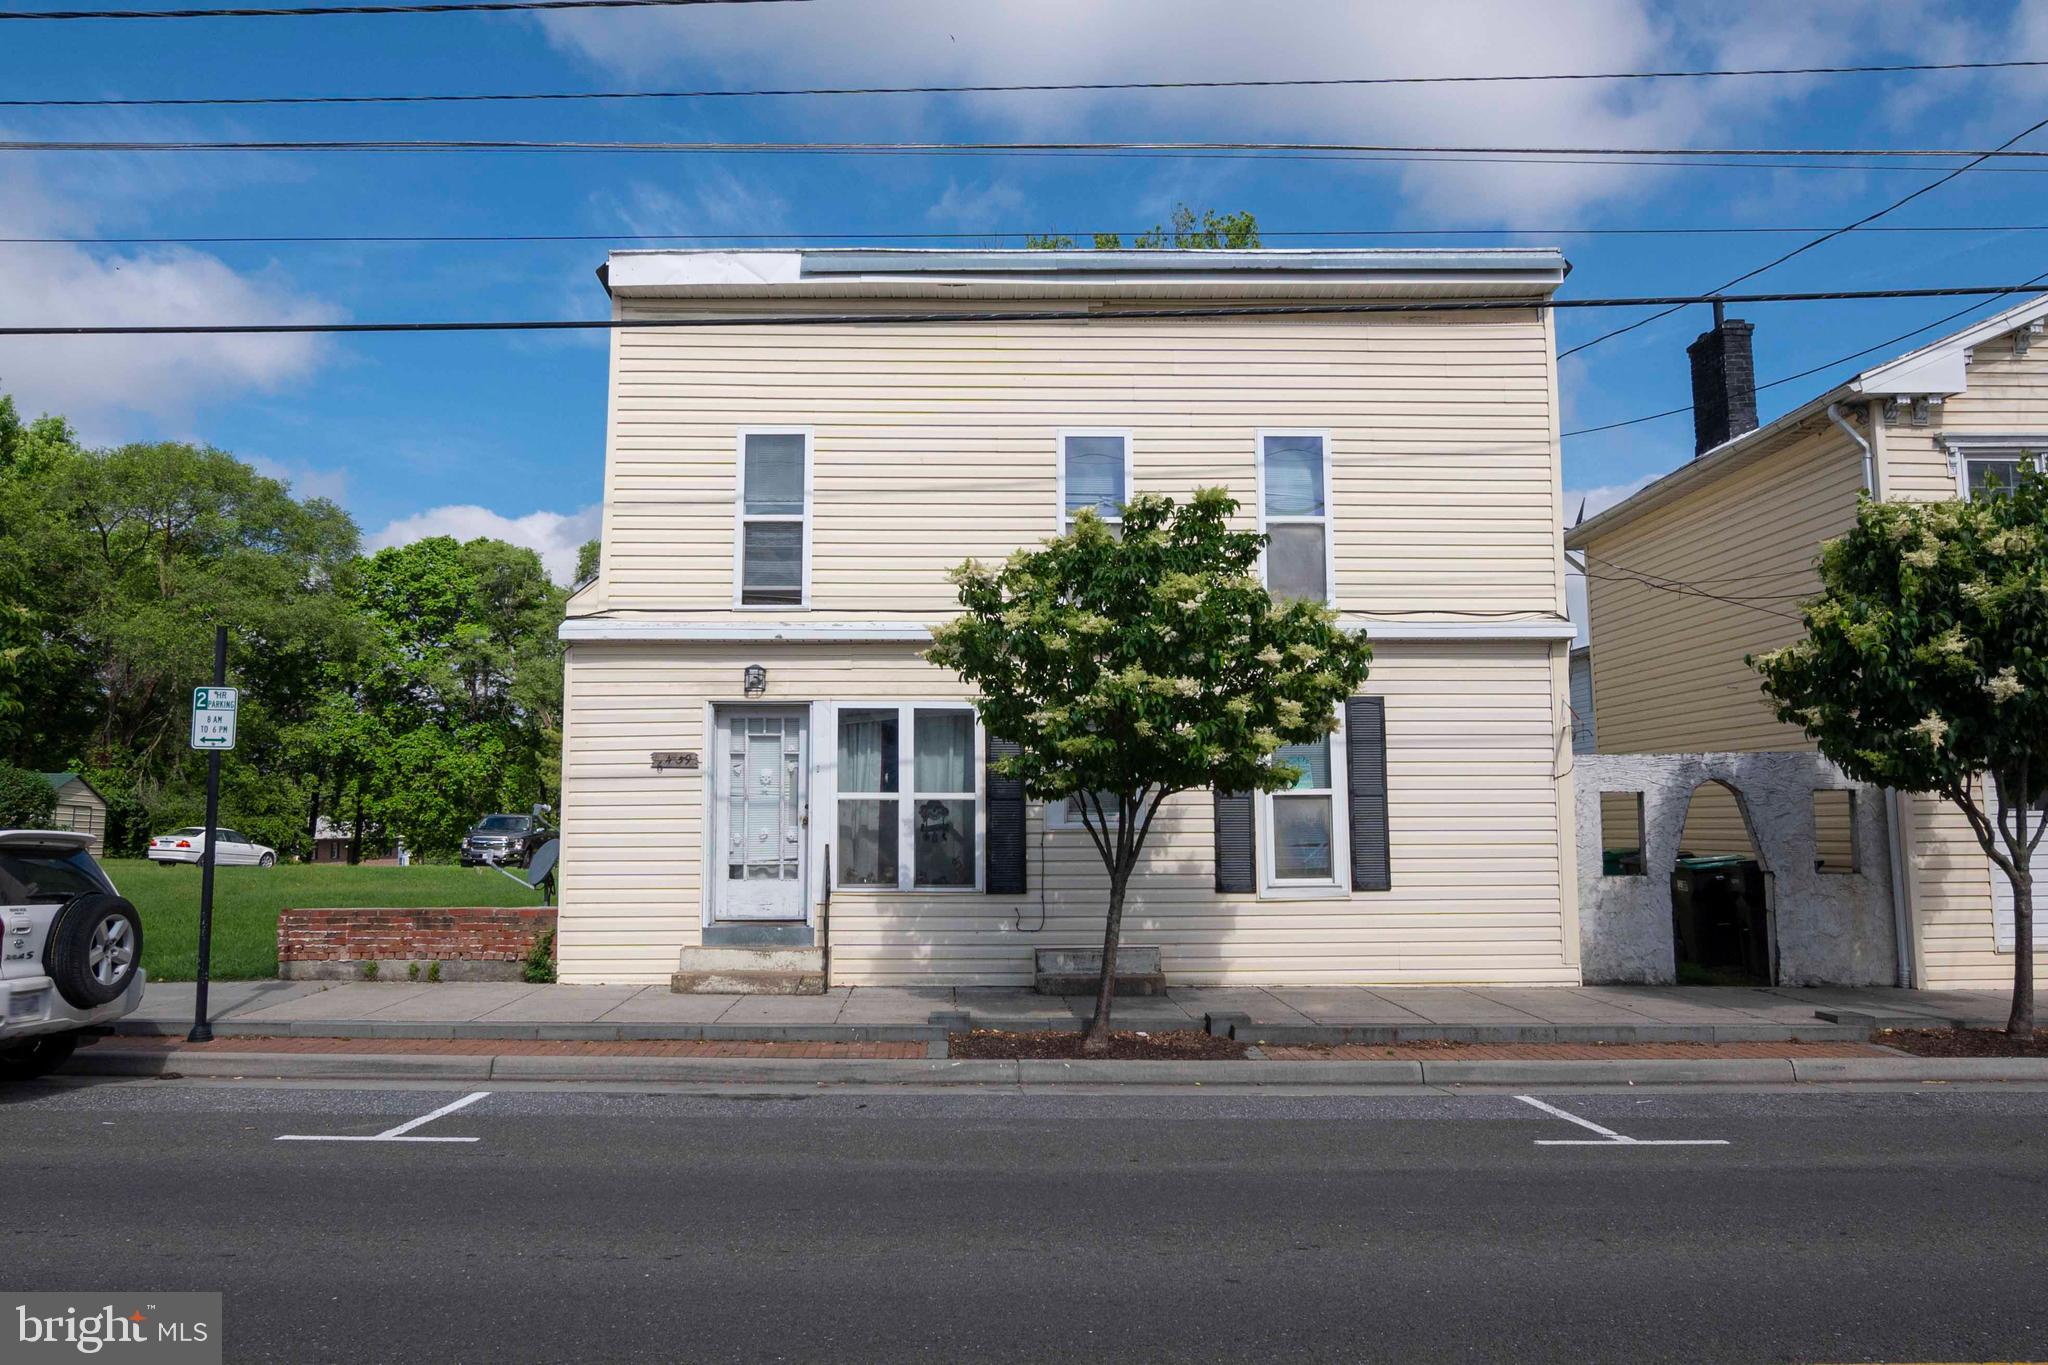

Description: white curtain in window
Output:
[838,711,896,793]
[914,711,974,792]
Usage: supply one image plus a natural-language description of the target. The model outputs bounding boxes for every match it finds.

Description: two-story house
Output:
[556,247,1581,990]
[1566,293,2048,992]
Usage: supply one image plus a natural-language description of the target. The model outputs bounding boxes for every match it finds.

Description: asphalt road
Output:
[5,1080,2047,1363]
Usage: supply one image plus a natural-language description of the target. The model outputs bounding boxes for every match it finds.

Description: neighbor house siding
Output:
[1873,331,2048,987]
[556,638,1577,988]
[598,308,1563,622]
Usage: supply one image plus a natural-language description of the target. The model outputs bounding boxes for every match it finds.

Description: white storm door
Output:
[713,709,810,921]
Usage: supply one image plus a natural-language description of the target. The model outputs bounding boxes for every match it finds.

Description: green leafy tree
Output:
[1753,479,2048,1035]
[927,489,1372,1050]
[1028,206,1260,252]
[575,538,601,585]
[0,764,56,828]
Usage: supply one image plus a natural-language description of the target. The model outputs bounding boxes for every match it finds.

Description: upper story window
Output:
[1951,439,2045,499]
[1259,431,1332,604]
[1060,431,1131,533]
[736,430,809,606]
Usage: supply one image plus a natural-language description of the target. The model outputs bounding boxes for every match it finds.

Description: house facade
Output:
[556,248,1582,989]
[1565,293,2048,991]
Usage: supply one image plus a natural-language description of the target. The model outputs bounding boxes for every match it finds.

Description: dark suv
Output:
[461,814,549,868]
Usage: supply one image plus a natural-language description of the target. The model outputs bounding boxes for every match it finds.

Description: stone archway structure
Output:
[1575,752,1898,986]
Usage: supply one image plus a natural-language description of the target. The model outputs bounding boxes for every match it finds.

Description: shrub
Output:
[0,764,56,828]
[520,928,556,984]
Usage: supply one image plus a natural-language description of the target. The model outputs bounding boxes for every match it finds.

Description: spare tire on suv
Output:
[44,893,143,1009]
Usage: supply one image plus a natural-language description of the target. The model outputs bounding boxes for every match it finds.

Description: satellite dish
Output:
[524,837,559,890]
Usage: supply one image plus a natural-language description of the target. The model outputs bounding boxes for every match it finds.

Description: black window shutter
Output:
[1345,696,1391,892]
[1213,790,1256,893]
[984,732,1027,895]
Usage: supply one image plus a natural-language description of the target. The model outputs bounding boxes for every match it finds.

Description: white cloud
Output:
[246,454,351,505]
[538,0,1882,220]
[0,149,337,436]
[366,504,602,584]
[596,172,792,240]
[927,179,1027,228]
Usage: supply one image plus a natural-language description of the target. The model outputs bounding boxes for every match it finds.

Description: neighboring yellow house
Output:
[558,247,1582,989]
[1566,293,2048,991]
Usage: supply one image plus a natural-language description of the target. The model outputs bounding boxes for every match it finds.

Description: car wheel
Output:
[0,1032,79,1082]
[45,894,144,1010]
[259,852,276,868]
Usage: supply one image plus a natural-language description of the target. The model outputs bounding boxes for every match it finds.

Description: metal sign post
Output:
[188,628,233,1044]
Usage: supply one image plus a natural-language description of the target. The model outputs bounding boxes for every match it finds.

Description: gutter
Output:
[1826,401,1873,496]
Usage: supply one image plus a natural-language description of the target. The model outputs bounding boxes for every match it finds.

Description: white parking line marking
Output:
[1514,1094,1728,1147]
[277,1091,490,1143]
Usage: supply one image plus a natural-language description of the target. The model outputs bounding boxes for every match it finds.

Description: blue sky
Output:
[3,0,2046,579]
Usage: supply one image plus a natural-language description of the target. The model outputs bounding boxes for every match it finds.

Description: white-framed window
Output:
[1058,430,1133,533]
[1047,789,1122,831]
[833,702,981,891]
[1948,437,2047,499]
[1258,723,1350,895]
[1257,430,1335,605]
[735,428,811,607]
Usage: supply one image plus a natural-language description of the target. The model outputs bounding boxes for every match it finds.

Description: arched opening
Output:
[1669,779,1775,986]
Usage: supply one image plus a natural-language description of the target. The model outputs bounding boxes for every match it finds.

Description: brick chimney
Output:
[1687,303,1758,457]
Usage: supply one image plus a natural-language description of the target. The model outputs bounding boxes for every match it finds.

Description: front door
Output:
[712,708,809,921]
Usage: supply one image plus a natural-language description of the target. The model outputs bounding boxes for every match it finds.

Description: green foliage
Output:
[426,960,441,983]
[0,764,57,827]
[407,960,421,981]
[361,959,379,980]
[928,488,1368,1045]
[1753,477,2048,1031]
[930,489,1371,815]
[521,927,557,984]
[575,538,601,585]
[1026,206,1260,253]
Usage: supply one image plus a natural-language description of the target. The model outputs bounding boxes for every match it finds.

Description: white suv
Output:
[1,830,146,1080]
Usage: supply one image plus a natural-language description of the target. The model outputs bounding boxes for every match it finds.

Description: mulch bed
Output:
[946,1028,1247,1060]
[1873,1026,2048,1058]
[1266,1040,1886,1061]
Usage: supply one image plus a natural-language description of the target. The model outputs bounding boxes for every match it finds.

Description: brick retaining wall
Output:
[278,906,557,981]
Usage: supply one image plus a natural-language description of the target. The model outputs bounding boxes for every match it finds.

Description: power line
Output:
[10,57,2048,101]
[1560,267,2048,438]
[11,224,2048,248]
[7,137,2045,159]
[1,282,2040,338]
[1558,111,2048,360]
[0,0,807,18]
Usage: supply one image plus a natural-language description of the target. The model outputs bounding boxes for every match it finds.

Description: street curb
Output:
[1235,1023,1869,1046]
[72,1051,496,1081]
[1789,1055,2048,1083]
[1419,1058,1798,1086]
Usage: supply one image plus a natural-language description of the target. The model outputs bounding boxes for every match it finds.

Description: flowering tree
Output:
[1753,477,2048,1035]
[926,489,1374,1051]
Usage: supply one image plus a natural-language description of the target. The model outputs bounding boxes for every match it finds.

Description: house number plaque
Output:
[650,751,701,771]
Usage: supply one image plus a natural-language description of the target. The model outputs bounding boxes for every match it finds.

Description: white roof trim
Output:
[560,617,1574,644]
[1854,290,2048,397]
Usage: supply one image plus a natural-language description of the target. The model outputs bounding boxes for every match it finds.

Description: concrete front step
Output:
[672,946,825,996]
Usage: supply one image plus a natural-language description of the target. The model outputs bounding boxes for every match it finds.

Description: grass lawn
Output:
[102,859,548,982]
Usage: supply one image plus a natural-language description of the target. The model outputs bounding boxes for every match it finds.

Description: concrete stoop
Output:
[671,946,825,996]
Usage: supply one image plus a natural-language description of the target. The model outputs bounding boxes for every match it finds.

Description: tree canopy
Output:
[0,388,570,862]
[1026,204,1261,252]
[927,489,1372,1047]
[1753,478,2048,1033]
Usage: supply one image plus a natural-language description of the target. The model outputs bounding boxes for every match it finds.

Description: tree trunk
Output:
[1081,865,1130,1055]
[349,782,363,867]
[2009,862,2036,1036]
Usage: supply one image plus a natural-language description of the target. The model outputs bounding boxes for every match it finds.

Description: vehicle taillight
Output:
[176,840,191,849]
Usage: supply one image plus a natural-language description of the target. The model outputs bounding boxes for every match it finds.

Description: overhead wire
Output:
[1557,111,2048,360]
[0,0,810,18]
[2,282,2042,337]
[8,56,2048,98]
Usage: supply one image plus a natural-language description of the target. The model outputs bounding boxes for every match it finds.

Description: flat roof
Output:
[602,247,1570,302]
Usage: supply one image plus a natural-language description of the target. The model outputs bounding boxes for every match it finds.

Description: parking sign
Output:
[190,686,239,751]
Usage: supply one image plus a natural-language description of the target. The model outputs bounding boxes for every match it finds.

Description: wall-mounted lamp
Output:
[742,664,768,697]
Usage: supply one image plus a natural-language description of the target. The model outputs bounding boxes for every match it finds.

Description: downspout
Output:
[1830,400,1917,987]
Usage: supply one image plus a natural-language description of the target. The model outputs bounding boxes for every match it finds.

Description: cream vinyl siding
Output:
[557,638,1576,987]
[1873,333,2048,986]
[1582,420,1863,757]
[598,309,1562,621]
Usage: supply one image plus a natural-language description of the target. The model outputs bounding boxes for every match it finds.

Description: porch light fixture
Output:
[743,664,768,697]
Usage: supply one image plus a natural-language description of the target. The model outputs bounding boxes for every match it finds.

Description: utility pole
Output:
[189,625,228,1044]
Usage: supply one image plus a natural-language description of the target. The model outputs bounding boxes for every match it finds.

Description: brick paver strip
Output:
[85,1036,925,1060]
[1264,1041,1891,1060]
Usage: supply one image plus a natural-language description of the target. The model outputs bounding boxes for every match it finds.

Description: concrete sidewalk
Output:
[120,979,2013,1045]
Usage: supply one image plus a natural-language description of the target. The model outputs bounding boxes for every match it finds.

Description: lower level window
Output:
[836,703,979,889]
[1261,732,1343,886]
